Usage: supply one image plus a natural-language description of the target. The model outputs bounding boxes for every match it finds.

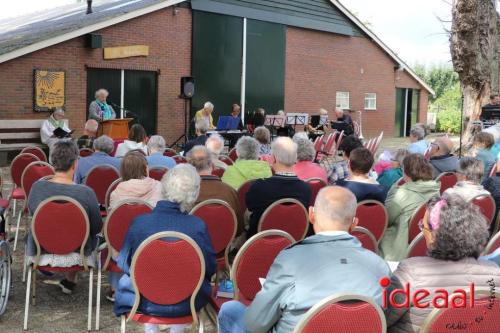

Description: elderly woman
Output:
[28,140,102,294]
[386,194,500,333]
[40,108,72,151]
[89,89,116,122]
[377,149,409,190]
[195,101,215,130]
[222,136,272,189]
[146,135,176,169]
[110,151,162,209]
[74,135,120,184]
[206,134,229,170]
[292,137,327,183]
[114,164,216,333]
[254,126,272,156]
[380,154,440,261]
[407,125,428,155]
[444,157,490,201]
[115,124,148,158]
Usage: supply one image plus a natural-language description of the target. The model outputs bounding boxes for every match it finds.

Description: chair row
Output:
[363,131,384,155]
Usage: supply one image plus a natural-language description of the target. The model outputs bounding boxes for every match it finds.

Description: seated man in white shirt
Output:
[40,108,72,152]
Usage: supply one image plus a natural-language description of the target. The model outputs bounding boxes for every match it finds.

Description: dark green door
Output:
[124,70,158,135]
[411,89,420,128]
[395,88,406,137]
[86,69,121,117]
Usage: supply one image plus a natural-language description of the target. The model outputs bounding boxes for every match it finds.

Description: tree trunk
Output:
[450,0,499,146]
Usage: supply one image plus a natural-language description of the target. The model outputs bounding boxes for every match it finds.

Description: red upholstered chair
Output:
[212,167,225,178]
[396,177,406,186]
[305,178,327,207]
[148,166,168,181]
[258,198,309,241]
[321,132,336,156]
[423,146,432,160]
[313,135,324,152]
[408,203,427,243]
[104,178,122,213]
[292,294,386,333]
[228,148,238,162]
[95,199,152,330]
[79,148,94,157]
[371,132,384,154]
[9,153,39,219]
[489,164,497,177]
[84,164,120,210]
[355,200,388,242]
[173,155,187,164]
[406,232,428,258]
[120,231,206,333]
[436,172,458,194]
[237,180,254,214]
[21,146,47,162]
[335,131,345,149]
[163,148,177,157]
[351,227,379,254]
[365,138,375,152]
[219,155,234,166]
[420,290,500,333]
[483,231,500,255]
[24,196,93,331]
[470,194,496,226]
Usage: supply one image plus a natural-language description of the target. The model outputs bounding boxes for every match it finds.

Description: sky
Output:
[0,0,455,66]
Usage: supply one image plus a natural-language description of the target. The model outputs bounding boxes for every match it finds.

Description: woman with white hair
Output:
[40,108,72,151]
[194,101,215,130]
[292,138,328,182]
[146,135,176,169]
[89,89,116,122]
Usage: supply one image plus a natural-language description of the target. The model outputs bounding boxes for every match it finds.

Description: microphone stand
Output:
[110,102,138,119]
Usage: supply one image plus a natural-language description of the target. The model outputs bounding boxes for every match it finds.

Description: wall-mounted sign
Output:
[33,69,65,111]
[104,45,149,60]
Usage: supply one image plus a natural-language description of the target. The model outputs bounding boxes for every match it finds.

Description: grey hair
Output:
[53,108,65,116]
[161,164,200,213]
[206,134,224,156]
[195,119,209,134]
[427,193,489,260]
[147,135,166,153]
[93,135,114,154]
[236,136,260,160]
[319,108,328,115]
[458,157,484,183]
[95,89,109,99]
[295,138,316,162]
[254,126,271,145]
[410,125,425,140]
[204,101,214,110]
[271,137,298,167]
[277,110,285,116]
[50,139,79,172]
[293,132,309,142]
[393,148,409,165]
[315,186,357,228]
[186,145,213,173]
[84,119,98,132]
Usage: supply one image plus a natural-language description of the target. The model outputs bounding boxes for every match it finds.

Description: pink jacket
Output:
[293,161,328,183]
[109,177,162,210]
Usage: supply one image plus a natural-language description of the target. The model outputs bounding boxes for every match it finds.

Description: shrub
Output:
[437,109,461,134]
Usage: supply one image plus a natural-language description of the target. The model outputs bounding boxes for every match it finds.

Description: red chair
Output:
[21,146,47,162]
[219,155,234,166]
[483,231,500,255]
[148,166,168,181]
[212,167,225,178]
[84,164,120,209]
[470,194,496,225]
[371,132,384,154]
[408,203,427,243]
[313,135,324,152]
[292,294,386,333]
[96,199,153,330]
[396,177,406,186]
[321,132,336,155]
[24,196,94,331]
[406,232,427,258]
[423,146,432,160]
[104,178,122,213]
[489,164,497,177]
[163,148,177,157]
[9,153,40,219]
[305,178,327,207]
[351,227,379,254]
[173,155,187,164]
[228,148,238,162]
[79,148,94,157]
[120,231,206,333]
[436,172,458,194]
[356,200,388,242]
[237,180,254,214]
[258,198,309,241]
[420,290,500,333]
[335,131,345,149]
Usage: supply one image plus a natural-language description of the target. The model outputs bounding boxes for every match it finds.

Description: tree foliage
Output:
[414,64,459,103]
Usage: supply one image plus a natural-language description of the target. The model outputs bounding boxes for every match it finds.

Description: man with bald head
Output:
[218,186,390,333]
[332,107,354,136]
[429,136,459,178]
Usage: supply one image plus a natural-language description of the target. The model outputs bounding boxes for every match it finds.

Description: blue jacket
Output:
[114,200,216,317]
[146,152,176,169]
[336,179,388,202]
[245,233,391,333]
[74,151,120,184]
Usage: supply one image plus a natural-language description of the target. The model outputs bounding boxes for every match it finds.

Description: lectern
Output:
[98,118,132,140]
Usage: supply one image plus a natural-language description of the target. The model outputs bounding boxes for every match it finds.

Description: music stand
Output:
[264,115,286,127]
[286,113,309,132]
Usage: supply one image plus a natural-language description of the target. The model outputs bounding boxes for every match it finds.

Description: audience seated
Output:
[206,134,228,170]
[472,132,497,175]
[482,158,500,223]
[428,136,459,178]
[187,146,244,235]
[146,135,176,169]
[245,137,311,238]
[380,154,440,261]
[27,140,102,294]
[407,125,428,154]
[443,157,489,201]
[320,135,363,184]
[184,119,209,155]
[386,194,500,333]
[337,147,387,202]
[109,151,162,210]
[76,119,98,150]
[114,164,216,333]
[377,149,409,189]
[218,186,390,333]
[292,138,328,183]
[74,135,120,184]
[222,136,272,189]
[254,126,271,156]
[115,124,148,158]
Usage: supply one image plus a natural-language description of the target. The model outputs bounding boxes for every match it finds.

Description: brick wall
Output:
[0,7,192,145]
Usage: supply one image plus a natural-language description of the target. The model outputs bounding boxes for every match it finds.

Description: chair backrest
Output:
[351,227,378,254]
[148,166,168,181]
[10,153,40,187]
[420,290,500,333]
[258,198,309,241]
[305,178,327,207]
[21,161,55,201]
[322,132,336,153]
[212,167,225,178]
[355,200,388,241]
[423,146,432,160]
[372,131,384,154]
[231,230,294,301]
[365,138,375,152]
[84,164,120,205]
[489,164,497,177]
[396,177,406,186]
[483,231,500,255]
[163,148,177,157]
[436,172,458,194]
[104,178,122,212]
[470,194,496,225]
[408,202,427,243]
[237,180,254,214]
[31,196,90,270]
[292,294,386,333]
[313,135,324,152]
[190,199,237,270]
[21,146,47,162]
[128,231,205,325]
[79,148,94,157]
[173,155,187,164]
[406,232,427,258]
[219,155,234,166]
[336,131,345,149]
[228,148,238,162]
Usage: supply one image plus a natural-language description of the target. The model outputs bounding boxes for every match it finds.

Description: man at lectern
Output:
[89,89,116,122]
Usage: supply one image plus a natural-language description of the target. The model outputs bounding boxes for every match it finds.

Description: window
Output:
[365,93,377,110]
[336,91,350,109]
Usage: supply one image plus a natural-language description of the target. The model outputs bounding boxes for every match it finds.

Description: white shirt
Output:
[316,230,349,237]
[40,118,70,144]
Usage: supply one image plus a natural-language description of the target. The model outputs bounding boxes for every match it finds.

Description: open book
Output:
[53,127,74,138]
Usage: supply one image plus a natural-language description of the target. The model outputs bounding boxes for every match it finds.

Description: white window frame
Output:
[364,93,377,110]
[336,91,350,109]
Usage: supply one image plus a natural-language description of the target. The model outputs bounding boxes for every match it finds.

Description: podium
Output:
[98,118,132,140]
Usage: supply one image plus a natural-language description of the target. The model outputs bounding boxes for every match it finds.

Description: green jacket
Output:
[379,180,440,261]
[221,159,272,189]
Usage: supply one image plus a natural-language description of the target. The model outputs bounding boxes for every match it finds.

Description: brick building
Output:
[0,0,434,146]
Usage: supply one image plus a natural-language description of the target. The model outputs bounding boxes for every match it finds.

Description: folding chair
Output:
[163,148,177,157]
[173,155,187,164]
[435,172,458,195]
[219,155,234,166]
[148,166,168,181]
[406,232,427,258]
[483,231,500,255]
[120,231,206,333]
[9,153,39,220]
[351,227,379,254]
[228,148,238,162]
[470,194,496,226]
[84,164,120,214]
[24,196,94,331]
[408,202,427,243]
[355,200,388,242]
[305,178,327,207]
[79,148,94,157]
[258,198,309,241]
[292,294,386,333]
[237,180,254,215]
[21,147,47,162]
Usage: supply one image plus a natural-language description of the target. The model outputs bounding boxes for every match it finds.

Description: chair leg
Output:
[95,264,101,331]
[88,268,93,332]
[31,270,37,306]
[199,315,205,333]
[12,199,16,218]
[22,247,27,282]
[120,315,126,333]
[23,268,32,331]
[13,212,22,251]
